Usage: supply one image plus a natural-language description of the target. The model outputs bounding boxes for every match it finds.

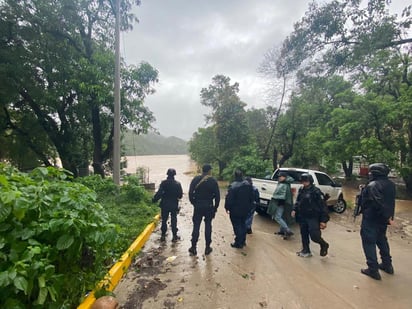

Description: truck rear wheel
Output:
[333,198,347,213]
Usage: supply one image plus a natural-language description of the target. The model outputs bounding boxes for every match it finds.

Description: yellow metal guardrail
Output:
[77,214,160,309]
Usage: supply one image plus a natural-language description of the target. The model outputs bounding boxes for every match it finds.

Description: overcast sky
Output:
[122,0,405,141]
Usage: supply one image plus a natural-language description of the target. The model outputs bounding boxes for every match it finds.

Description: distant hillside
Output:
[123,131,188,155]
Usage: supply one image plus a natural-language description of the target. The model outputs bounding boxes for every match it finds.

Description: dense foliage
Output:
[0,0,158,177]
[203,77,251,170]
[0,164,158,308]
[189,0,412,194]
[221,145,272,181]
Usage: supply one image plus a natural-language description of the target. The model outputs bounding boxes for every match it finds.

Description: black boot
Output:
[361,268,381,280]
[320,242,329,257]
[188,246,197,256]
[205,246,213,255]
[172,235,181,242]
[378,263,394,274]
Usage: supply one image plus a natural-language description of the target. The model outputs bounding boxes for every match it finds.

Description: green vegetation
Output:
[0,164,158,308]
[0,0,158,177]
[189,1,412,195]
[123,131,188,155]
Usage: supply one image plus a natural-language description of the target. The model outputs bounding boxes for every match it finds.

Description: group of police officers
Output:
[152,162,396,281]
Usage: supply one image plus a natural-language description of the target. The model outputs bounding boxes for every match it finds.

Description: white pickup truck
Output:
[252,167,347,215]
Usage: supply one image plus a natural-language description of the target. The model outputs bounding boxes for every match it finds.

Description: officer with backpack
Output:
[225,169,255,249]
[292,173,329,258]
[152,168,183,242]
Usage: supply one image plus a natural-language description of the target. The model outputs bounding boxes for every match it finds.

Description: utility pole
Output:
[113,0,121,185]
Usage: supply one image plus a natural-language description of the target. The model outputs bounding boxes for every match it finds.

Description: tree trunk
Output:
[218,160,226,180]
[272,147,278,170]
[263,75,287,160]
[403,174,412,196]
[279,152,293,167]
[342,159,353,179]
[60,156,78,177]
[91,105,105,177]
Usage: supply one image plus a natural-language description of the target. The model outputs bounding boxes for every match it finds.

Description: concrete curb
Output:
[77,214,160,309]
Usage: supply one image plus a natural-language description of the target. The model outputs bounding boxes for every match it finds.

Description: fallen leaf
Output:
[166,256,177,262]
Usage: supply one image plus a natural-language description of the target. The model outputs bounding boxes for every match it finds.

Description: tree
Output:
[188,126,218,167]
[0,0,158,177]
[277,0,411,75]
[245,107,273,158]
[258,47,295,167]
[273,0,412,192]
[199,75,251,177]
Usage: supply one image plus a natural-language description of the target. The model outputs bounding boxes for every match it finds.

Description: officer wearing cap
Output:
[152,168,183,242]
[188,164,220,256]
[359,163,396,280]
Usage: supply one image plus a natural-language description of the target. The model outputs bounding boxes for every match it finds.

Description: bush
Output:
[75,175,118,201]
[77,174,158,253]
[222,145,272,181]
[0,164,117,309]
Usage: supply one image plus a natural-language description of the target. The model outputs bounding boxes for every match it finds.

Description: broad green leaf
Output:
[13,276,28,294]
[36,287,48,305]
[1,191,20,205]
[0,271,11,287]
[0,223,11,231]
[48,285,57,302]
[0,205,11,222]
[38,275,46,288]
[56,234,74,250]
[18,228,34,241]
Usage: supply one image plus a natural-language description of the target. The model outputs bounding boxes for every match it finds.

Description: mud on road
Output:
[114,187,412,309]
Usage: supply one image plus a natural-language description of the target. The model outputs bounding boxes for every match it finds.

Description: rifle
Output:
[353,185,365,221]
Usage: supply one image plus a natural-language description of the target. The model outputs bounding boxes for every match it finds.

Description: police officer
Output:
[188,164,220,256]
[152,168,183,242]
[292,173,329,258]
[225,169,254,249]
[360,163,396,280]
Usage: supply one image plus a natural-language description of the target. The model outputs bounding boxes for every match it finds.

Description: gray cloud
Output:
[122,0,406,140]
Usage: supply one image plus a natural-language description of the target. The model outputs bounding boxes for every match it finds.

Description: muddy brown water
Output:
[116,155,412,309]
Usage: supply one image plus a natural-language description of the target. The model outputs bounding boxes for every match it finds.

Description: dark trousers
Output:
[191,207,214,247]
[361,218,391,271]
[161,207,178,236]
[230,214,247,246]
[299,217,328,252]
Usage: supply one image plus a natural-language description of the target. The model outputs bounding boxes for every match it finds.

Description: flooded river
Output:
[124,155,195,191]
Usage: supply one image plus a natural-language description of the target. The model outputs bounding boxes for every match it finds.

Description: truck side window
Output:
[290,172,302,184]
[316,173,334,186]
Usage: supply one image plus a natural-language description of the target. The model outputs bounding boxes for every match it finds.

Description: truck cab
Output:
[253,168,346,215]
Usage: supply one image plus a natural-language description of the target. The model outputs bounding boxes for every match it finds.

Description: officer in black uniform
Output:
[225,169,255,248]
[292,173,329,258]
[188,164,220,256]
[152,168,183,242]
[360,163,396,280]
